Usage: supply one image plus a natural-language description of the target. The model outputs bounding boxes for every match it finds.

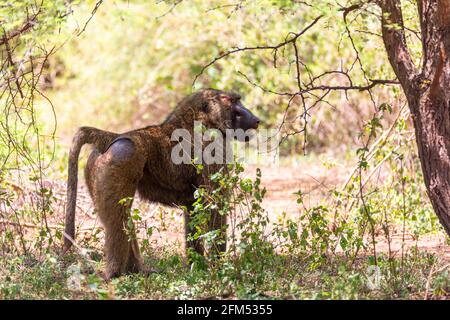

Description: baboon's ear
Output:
[220,94,233,107]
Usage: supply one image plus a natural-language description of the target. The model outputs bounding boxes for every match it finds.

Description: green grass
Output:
[0,0,449,301]
[0,246,448,300]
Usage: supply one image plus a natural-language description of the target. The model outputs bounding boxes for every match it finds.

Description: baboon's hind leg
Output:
[92,138,145,279]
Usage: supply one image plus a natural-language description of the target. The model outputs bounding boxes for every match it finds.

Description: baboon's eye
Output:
[220,95,232,107]
[201,101,209,112]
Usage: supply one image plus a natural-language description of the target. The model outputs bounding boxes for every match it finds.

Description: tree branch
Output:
[77,0,104,36]
[193,14,323,85]
[0,7,41,46]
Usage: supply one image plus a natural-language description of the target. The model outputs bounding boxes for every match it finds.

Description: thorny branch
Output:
[0,0,103,256]
[77,0,104,36]
[193,14,324,87]
[0,4,42,46]
[195,5,400,149]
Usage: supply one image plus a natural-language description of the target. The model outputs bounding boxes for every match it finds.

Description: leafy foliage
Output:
[0,0,448,300]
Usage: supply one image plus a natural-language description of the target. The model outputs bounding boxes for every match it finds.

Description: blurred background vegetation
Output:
[1,0,423,166]
[45,0,406,150]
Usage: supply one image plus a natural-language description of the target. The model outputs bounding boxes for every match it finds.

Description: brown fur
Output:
[64,89,246,279]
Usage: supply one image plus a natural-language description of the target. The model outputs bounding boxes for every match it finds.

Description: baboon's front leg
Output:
[184,208,227,258]
[209,210,227,255]
[91,138,145,279]
[184,207,205,257]
[190,167,227,258]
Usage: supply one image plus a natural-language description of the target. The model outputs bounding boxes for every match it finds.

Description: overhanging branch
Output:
[194,5,402,147]
[193,14,324,86]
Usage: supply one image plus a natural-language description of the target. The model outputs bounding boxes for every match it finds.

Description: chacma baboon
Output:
[64,88,260,279]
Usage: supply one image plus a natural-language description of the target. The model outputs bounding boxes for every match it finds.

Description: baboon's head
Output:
[200,88,260,141]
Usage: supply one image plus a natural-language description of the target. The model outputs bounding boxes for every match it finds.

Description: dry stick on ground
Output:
[340,104,409,191]
[1,178,91,217]
[360,134,414,189]
[0,219,96,234]
[331,104,409,232]
[424,262,436,300]
[423,262,450,299]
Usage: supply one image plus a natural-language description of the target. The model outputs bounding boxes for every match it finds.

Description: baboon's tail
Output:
[63,126,118,252]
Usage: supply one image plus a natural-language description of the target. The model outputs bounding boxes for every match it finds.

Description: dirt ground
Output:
[58,160,448,263]
[5,159,448,262]
[248,163,450,262]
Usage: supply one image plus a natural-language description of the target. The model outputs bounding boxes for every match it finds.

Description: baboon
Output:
[64,88,260,279]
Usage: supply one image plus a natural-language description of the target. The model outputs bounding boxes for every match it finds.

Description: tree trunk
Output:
[412,83,450,236]
[380,0,450,236]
